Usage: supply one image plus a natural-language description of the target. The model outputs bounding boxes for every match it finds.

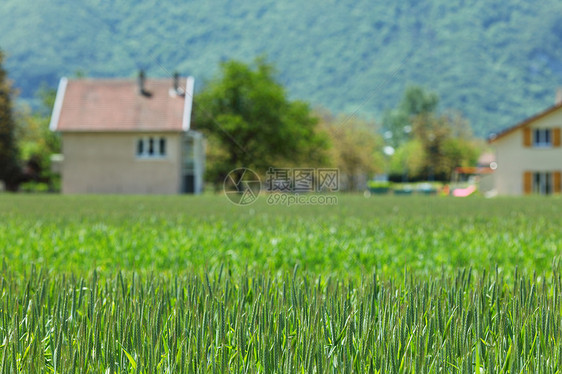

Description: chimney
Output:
[556,88,562,106]
[173,72,179,92]
[171,71,185,96]
[138,70,145,94]
[137,70,152,97]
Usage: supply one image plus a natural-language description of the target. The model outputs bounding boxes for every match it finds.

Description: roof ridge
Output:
[488,102,562,143]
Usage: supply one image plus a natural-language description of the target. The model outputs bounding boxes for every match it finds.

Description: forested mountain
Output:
[1,0,562,136]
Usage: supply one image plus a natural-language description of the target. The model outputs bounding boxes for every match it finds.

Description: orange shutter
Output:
[553,128,561,147]
[523,171,532,195]
[554,171,561,194]
[523,128,532,147]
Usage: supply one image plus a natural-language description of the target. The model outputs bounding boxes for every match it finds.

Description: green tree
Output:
[319,112,384,191]
[15,84,60,190]
[17,85,59,158]
[0,49,20,190]
[409,111,478,181]
[388,87,480,181]
[194,58,329,185]
[389,138,426,180]
[383,85,439,149]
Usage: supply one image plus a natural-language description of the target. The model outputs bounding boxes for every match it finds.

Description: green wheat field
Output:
[0,195,561,373]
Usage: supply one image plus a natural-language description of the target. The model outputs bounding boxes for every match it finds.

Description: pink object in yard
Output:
[452,185,476,197]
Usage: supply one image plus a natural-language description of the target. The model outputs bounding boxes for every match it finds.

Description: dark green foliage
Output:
[0,49,19,189]
[15,85,60,191]
[2,0,562,137]
[194,58,329,183]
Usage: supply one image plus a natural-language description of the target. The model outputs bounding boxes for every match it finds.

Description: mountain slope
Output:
[1,0,562,136]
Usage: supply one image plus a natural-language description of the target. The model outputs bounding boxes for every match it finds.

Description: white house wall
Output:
[61,132,183,194]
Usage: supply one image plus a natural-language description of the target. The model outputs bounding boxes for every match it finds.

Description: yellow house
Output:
[489,100,561,195]
[49,72,205,194]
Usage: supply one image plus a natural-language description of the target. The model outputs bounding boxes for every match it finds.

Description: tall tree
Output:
[194,58,329,184]
[0,49,20,190]
[383,85,439,149]
[319,112,385,191]
[403,111,479,181]
[387,87,480,181]
[17,86,59,162]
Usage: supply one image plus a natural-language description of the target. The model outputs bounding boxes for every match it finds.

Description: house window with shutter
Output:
[533,172,552,195]
[533,129,551,147]
[524,127,561,147]
[136,137,167,158]
[525,171,561,195]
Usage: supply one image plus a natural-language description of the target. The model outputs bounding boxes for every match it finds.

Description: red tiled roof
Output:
[51,77,194,132]
[488,102,562,143]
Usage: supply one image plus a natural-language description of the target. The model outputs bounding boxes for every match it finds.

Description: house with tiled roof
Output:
[488,94,561,195]
[49,72,204,194]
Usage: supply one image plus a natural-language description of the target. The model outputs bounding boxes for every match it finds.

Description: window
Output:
[533,172,552,195]
[148,138,154,155]
[136,137,167,158]
[533,129,552,147]
[159,137,166,156]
